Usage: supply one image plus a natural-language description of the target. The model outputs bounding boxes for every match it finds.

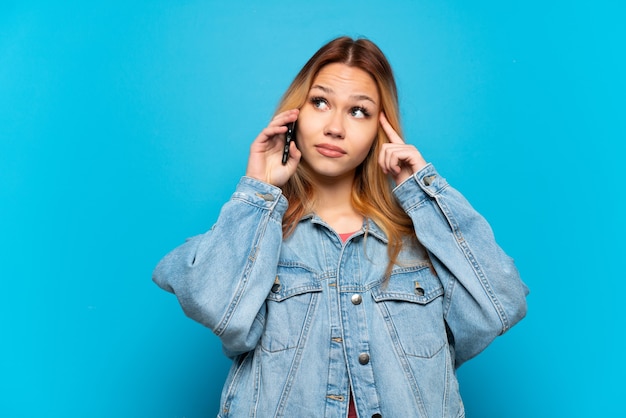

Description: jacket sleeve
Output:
[393,163,529,367]
[152,176,287,357]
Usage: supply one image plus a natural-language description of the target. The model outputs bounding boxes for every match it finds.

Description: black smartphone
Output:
[281,121,296,165]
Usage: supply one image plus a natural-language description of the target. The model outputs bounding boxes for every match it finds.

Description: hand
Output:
[246,109,301,187]
[378,112,428,185]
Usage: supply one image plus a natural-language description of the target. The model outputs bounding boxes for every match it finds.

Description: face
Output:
[296,63,380,181]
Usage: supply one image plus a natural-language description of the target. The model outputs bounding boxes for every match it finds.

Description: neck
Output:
[309,170,363,234]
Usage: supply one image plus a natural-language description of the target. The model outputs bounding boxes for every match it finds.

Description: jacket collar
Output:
[301,214,389,244]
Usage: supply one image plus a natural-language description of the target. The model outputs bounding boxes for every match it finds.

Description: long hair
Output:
[276,36,416,279]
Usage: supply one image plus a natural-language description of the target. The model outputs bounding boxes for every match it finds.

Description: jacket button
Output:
[414,281,425,296]
[255,192,275,201]
[372,414,382,418]
[358,353,370,365]
[271,277,281,293]
[351,294,362,305]
[423,175,436,186]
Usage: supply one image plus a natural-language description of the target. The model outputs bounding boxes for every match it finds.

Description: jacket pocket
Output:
[371,264,446,358]
[261,262,322,353]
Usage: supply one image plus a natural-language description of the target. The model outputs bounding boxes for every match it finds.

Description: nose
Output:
[324,111,345,139]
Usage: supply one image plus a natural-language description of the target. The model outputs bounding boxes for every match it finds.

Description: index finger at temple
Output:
[379,112,405,144]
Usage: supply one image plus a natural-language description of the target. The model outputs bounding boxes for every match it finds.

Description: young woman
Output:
[153,36,528,418]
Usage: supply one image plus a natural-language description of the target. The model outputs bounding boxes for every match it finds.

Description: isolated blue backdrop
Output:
[1,1,624,417]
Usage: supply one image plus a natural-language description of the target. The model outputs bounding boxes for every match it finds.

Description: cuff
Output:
[392,163,449,212]
[233,176,289,216]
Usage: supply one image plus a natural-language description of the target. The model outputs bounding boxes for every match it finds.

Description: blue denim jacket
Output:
[153,164,528,418]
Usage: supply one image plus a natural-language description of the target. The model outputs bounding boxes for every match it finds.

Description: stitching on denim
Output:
[374,300,429,416]
[435,196,509,332]
[214,207,271,337]
[221,352,251,417]
[274,292,320,416]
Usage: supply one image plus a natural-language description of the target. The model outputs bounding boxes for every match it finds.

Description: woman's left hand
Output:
[378,112,428,185]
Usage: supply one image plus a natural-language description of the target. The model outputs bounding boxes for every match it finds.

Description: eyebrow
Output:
[310,84,378,106]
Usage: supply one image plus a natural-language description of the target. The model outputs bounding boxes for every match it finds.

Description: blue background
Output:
[1,1,624,416]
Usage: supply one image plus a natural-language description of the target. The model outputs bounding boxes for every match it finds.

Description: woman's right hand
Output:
[246,109,301,187]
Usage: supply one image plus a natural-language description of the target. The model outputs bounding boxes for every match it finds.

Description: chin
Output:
[301,155,359,179]
[311,165,357,180]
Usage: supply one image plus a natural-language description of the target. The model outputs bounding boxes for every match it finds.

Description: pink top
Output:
[338,232,354,242]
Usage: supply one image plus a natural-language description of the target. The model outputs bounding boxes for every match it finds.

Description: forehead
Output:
[312,63,379,101]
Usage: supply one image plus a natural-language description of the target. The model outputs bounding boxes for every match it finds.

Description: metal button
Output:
[372,414,382,418]
[358,353,370,365]
[271,276,281,293]
[423,175,436,186]
[351,294,362,305]
[255,192,275,201]
[414,281,425,296]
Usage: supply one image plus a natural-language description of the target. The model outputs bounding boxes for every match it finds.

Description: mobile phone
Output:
[281,121,296,165]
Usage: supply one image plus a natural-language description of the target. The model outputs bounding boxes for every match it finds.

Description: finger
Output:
[380,144,409,173]
[271,108,300,126]
[258,125,288,143]
[386,146,402,175]
[380,143,428,178]
[379,112,405,145]
[379,143,399,175]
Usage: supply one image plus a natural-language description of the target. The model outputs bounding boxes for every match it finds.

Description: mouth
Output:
[315,143,347,158]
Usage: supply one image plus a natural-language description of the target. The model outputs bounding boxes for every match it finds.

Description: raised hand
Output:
[378,112,428,185]
[246,109,301,187]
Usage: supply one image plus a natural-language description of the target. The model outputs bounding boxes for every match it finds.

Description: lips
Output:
[315,143,347,158]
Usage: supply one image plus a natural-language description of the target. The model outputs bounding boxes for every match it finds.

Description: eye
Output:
[350,106,371,119]
[310,97,329,111]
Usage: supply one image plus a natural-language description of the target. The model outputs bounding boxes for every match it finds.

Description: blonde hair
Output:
[277,36,416,279]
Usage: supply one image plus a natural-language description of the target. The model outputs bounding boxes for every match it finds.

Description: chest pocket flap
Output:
[371,264,443,304]
[267,263,323,302]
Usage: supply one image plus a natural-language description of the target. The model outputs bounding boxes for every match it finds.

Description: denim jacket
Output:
[153,164,528,418]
